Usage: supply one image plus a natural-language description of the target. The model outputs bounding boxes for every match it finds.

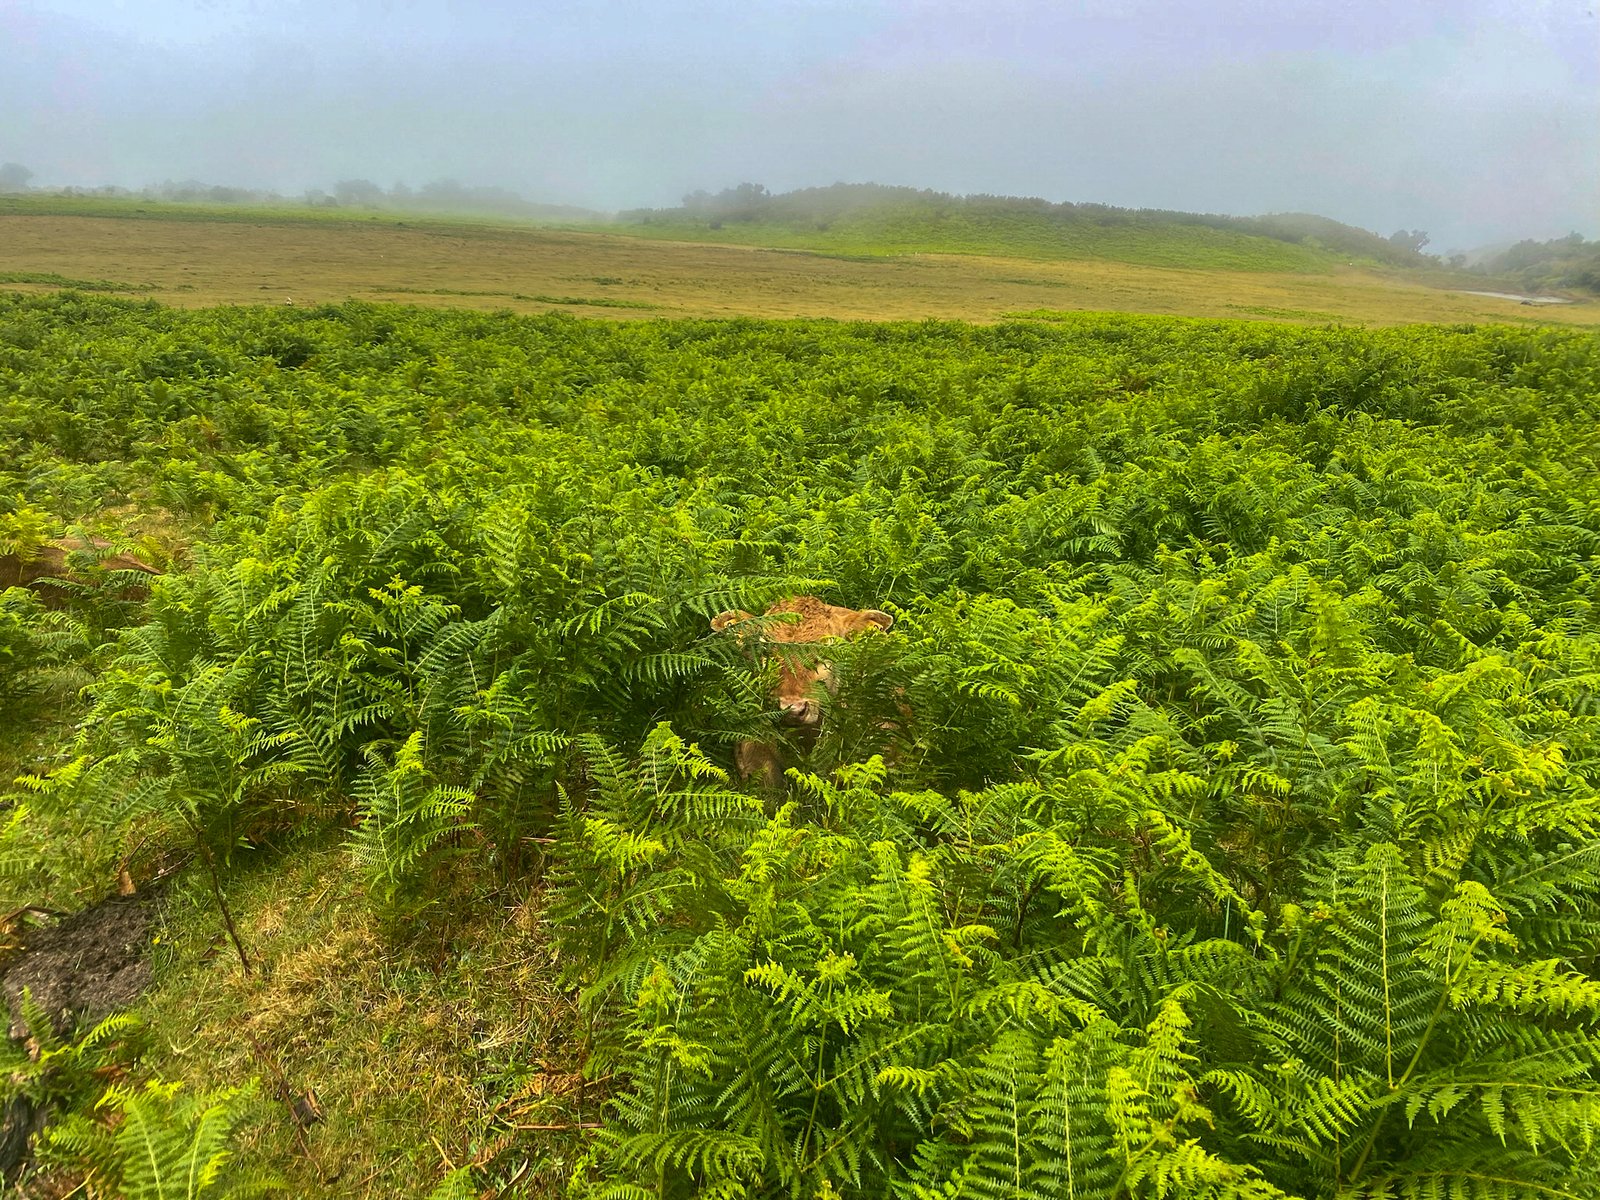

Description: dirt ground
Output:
[3,212,1593,327]
[1,893,156,1040]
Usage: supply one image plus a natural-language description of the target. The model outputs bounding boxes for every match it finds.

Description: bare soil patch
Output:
[1,893,156,1039]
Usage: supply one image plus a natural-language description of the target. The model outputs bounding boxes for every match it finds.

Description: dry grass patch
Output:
[139,837,591,1198]
[2,211,1595,327]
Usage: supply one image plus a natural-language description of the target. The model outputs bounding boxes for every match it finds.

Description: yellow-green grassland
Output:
[2,198,1593,326]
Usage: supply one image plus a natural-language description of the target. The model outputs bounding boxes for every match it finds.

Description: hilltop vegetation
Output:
[1476,231,1600,297]
[0,171,603,224]
[617,182,1440,271]
[2,293,1600,1197]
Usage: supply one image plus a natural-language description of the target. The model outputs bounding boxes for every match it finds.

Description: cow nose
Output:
[780,699,823,726]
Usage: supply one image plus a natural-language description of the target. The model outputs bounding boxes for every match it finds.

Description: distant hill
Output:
[1474,233,1600,296]
[614,183,1438,273]
[5,177,608,225]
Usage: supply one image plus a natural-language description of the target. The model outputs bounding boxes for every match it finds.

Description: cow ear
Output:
[711,609,755,633]
[860,609,895,632]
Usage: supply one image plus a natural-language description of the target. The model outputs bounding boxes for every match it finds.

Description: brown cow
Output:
[0,538,159,606]
[710,596,895,787]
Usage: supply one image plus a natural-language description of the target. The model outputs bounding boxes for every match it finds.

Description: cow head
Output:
[0,537,159,606]
[711,596,894,728]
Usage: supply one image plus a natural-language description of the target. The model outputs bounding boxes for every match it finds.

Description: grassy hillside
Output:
[0,189,1335,272]
[3,294,1600,1196]
[0,185,608,224]
[0,192,570,231]
[613,182,1447,272]
[8,203,1596,327]
[619,203,1333,271]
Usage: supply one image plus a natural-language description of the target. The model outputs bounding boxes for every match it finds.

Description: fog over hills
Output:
[3,0,1596,252]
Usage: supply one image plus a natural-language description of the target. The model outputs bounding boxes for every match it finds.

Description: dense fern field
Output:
[3,291,1600,1198]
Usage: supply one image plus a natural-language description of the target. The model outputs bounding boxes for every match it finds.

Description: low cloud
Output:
[4,0,1595,249]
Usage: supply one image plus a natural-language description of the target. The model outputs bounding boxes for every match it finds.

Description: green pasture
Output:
[619,204,1337,270]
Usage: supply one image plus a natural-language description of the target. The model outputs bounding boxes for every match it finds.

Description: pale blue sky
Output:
[4,0,1596,249]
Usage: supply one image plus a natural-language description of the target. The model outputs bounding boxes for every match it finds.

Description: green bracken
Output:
[0,292,1598,1197]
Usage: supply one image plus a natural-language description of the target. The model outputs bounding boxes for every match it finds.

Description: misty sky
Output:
[4,0,1597,251]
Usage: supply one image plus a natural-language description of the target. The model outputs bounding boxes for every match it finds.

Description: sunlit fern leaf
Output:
[423,1166,477,1200]
[42,1079,281,1200]
[347,731,476,918]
